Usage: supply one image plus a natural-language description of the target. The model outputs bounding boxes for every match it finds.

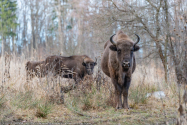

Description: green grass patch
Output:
[11,91,39,109]
[129,83,158,106]
[0,94,5,109]
[35,102,53,118]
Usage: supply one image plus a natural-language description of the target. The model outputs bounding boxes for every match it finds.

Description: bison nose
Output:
[122,62,130,67]
[87,69,93,75]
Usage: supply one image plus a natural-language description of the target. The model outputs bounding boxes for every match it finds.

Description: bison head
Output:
[82,57,97,75]
[109,33,140,71]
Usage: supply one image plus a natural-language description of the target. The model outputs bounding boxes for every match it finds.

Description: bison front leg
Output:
[115,88,123,109]
[26,71,31,82]
[112,78,122,109]
[122,77,131,109]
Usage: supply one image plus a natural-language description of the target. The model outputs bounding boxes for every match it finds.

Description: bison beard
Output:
[101,30,140,109]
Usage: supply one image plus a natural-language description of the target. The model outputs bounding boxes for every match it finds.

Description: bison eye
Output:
[117,49,121,54]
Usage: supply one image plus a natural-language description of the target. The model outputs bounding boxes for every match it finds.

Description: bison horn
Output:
[133,34,140,48]
[95,57,97,63]
[110,34,116,46]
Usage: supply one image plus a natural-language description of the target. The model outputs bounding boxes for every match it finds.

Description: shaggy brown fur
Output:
[25,61,46,81]
[101,30,140,109]
[45,55,97,83]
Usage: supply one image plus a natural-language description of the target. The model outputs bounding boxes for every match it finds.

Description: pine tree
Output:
[0,0,18,91]
[0,0,18,52]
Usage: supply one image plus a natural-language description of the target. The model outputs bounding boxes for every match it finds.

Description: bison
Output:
[45,55,97,84]
[25,61,46,81]
[101,31,140,109]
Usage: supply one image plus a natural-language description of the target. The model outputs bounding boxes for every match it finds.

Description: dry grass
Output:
[0,56,186,124]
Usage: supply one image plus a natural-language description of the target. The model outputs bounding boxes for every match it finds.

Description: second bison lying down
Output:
[25,55,97,84]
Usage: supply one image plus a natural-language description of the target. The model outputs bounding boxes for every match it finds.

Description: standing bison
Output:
[101,31,140,109]
[45,55,97,84]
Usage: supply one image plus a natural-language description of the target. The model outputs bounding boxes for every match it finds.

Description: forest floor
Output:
[0,63,186,125]
[0,89,180,125]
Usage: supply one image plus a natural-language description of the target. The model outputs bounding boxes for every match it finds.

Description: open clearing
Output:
[0,62,186,124]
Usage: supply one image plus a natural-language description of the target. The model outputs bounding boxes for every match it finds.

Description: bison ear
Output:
[82,62,86,66]
[133,45,140,51]
[109,45,117,51]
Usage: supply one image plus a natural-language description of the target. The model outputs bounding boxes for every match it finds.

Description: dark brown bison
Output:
[45,55,97,83]
[101,31,140,109]
[25,61,46,81]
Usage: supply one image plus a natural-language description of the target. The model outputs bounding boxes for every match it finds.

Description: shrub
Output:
[35,102,52,118]
[129,83,158,107]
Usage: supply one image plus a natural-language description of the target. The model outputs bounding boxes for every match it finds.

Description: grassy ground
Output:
[0,60,186,124]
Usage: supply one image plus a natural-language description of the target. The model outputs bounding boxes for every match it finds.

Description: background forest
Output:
[0,0,187,124]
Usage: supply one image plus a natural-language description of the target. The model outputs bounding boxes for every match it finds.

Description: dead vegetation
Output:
[0,56,186,124]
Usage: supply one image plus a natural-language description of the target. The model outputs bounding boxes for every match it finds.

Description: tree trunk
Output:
[30,1,34,58]
[164,0,170,83]
[155,0,168,83]
[164,0,186,84]
[58,0,63,55]
[12,36,15,54]
[1,35,4,91]
[77,16,83,54]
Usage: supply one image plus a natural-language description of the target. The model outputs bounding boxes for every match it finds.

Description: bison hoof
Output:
[123,105,129,109]
[124,106,130,110]
[116,106,123,110]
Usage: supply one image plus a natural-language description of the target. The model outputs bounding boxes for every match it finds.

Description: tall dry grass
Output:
[0,55,186,124]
